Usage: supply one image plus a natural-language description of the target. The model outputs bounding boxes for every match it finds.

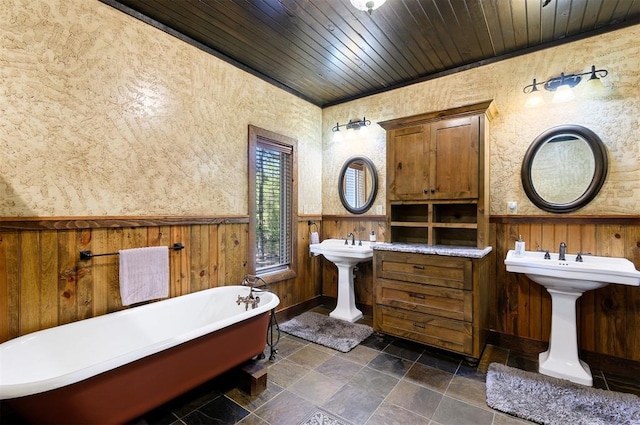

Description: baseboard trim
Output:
[274,297,324,323]
[275,296,373,323]
[488,331,640,377]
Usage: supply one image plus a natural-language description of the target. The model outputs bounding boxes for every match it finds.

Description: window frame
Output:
[248,125,298,284]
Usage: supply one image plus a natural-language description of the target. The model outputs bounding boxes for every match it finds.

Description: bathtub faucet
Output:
[236,294,259,311]
[237,275,267,310]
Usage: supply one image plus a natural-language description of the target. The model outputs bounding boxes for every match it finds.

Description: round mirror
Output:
[338,156,378,214]
[521,125,608,213]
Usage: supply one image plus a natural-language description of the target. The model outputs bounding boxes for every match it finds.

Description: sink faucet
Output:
[347,232,355,246]
[559,242,567,261]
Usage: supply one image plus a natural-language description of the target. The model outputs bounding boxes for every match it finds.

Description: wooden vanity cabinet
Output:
[374,250,492,360]
[375,101,496,360]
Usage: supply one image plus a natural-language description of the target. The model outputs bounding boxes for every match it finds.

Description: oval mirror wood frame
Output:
[338,156,378,214]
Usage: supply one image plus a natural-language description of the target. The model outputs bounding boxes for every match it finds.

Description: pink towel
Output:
[118,246,169,306]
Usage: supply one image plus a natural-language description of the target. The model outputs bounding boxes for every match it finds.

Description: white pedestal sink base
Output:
[505,249,640,386]
[329,262,363,323]
[538,288,593,386]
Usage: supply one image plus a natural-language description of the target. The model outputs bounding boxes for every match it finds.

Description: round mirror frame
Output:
[338,155,378,214]
[521,124,608,213]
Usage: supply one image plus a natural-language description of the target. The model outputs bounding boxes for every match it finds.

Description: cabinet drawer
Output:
[376,306,472,355]
[376,280,472,321]
[376,251,472,290]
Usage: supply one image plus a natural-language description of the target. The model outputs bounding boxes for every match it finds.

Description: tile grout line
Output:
[363,346,432,424]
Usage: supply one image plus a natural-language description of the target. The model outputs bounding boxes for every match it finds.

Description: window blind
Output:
[255,139,293,274]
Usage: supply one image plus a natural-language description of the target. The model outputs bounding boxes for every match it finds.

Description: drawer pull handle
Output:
[409,292,426,299]
[412,265,425,270]
[413,322,426,329]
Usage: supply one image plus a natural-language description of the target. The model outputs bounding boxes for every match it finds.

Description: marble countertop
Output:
[372,242,493,259]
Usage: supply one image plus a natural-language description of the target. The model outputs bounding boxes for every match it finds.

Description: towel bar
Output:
[80,243,184,261]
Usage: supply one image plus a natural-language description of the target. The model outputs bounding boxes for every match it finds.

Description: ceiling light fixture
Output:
[331,117,371,141]
[350,0,386,15]
[523,65,608,105]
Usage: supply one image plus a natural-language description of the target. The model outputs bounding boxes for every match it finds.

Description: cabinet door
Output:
[388,125,429,200]
[430,116,479,199]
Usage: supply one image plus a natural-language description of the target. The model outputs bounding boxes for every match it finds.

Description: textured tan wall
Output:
[1,0,322,217]
[3,1,638,218]
[323,24,640,216]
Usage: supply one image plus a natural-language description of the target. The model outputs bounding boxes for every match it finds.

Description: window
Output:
[248,125,297,282]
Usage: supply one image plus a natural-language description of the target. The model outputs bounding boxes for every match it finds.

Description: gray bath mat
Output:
[299,409,350,425]
[279,312,373,353]
[486,362,640,425]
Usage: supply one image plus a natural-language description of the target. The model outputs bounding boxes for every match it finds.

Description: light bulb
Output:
[525,90,544,108]
[552,85,575,103]
[583,76,606,98]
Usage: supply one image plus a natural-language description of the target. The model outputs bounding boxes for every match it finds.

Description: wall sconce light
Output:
[331,117,371,141]
[523,65,608,105]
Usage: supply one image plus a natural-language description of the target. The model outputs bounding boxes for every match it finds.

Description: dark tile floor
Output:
[2,306,638,425]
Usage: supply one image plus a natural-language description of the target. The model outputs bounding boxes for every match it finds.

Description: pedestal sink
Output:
[505,249,640,386]
[310,239,373,322]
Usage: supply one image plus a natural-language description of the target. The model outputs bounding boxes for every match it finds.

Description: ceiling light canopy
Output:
[350,0,386,14]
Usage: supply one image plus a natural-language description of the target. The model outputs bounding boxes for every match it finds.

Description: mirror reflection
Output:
[339,156,378,214]
[530,135,595,204]
[521,125,608,213]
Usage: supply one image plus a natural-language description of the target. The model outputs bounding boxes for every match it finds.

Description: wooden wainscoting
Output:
[0,216,323,343]
[320,215,387,308]
[491,215,640,361]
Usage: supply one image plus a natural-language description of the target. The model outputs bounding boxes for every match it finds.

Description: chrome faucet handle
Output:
[576,252,583,262]
[544,250,551,259]
[358,239,362,246]
[344,238,348,245]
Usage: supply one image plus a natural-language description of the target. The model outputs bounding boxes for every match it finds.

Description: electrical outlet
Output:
[375,205,384,215]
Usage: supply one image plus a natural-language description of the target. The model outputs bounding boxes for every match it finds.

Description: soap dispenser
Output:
[515,235,525,256]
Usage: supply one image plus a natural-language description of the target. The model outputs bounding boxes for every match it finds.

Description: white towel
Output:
[119,246,169,306]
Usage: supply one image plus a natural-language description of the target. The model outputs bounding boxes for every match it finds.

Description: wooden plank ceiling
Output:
[103,0,640,106]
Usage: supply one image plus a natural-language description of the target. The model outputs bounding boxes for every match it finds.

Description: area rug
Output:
[486,363,640,425]
[299,409,350,425]
[279,311,373,353]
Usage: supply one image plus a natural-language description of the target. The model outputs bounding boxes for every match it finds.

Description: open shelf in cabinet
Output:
[390,204,428,223]
[433,227,477,247]
[432,203,477,225]
[390,226,428,244]
[389,202,479,246]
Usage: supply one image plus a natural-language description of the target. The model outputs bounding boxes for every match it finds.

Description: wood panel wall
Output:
[4,214,638,362]
[491,216,640,361]
[0,216,322,343]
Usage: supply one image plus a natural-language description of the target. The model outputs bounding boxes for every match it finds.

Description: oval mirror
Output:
[338,156,378,214]
[521,125,608,213]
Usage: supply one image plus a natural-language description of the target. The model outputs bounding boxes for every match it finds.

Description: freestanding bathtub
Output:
[0,285,279,424]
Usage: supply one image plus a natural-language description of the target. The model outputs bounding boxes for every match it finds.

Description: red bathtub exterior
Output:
[6,312,270,424]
